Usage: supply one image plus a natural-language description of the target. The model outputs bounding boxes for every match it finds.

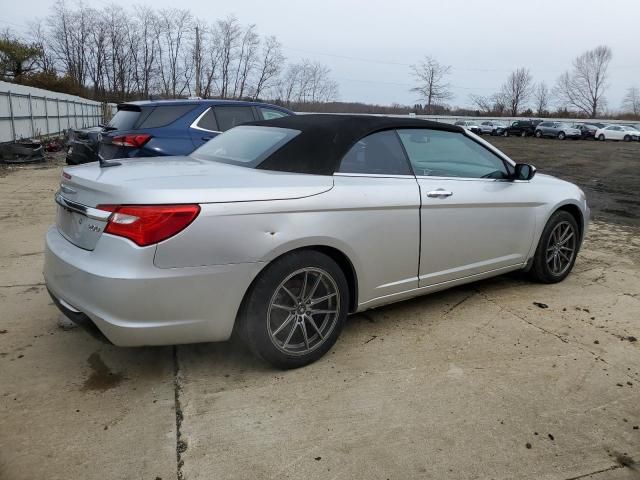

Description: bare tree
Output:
[125,6,157,99]
[277,59,338,105]
[232,24,260,99]
[47,0,92,87]
[621,86,640,117]
[214,15,241,99]
[533,82,551,116]
[500,67,533,116]
[253,35,284,100]
[410,56,453,114]
[468,92,507,116]
[155,8,193,97]
[554,45,612,118]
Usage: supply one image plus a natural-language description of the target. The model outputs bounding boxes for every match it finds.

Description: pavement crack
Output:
[0,282,46,288]
[564,464,624,480]
[173,346,186,480]
[444,291,475,315]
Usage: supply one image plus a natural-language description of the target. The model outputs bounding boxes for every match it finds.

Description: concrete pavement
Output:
[0,161,638,480]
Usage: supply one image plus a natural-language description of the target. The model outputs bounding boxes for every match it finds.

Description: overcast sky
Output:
[2,0,639,109]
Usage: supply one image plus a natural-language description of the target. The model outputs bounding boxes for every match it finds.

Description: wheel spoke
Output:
[305,314,324,340]
[282,321,298,349]
[282,285,298,303]
[272,314,295,336]
[300,319,310,350]
[309,292,337,306]
[305,273,323,301]
[272,303,295,311]
[559,231,574,245]
[308,309,337,315]
[558,250,571,262]
[300,271,308,299]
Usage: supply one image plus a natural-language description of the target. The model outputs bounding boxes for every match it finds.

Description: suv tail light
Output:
[111,134,152,148]
[97,204,200,246]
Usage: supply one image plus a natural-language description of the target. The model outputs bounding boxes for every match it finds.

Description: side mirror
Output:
[514,163,536,181]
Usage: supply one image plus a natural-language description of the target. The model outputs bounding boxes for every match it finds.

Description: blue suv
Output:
[66,99,293,165]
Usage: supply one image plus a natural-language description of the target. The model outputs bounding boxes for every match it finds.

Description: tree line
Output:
[411,46,640,119]
[0,1,339,105]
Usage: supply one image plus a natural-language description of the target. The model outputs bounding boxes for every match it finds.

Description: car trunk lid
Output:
[55,156,333,250]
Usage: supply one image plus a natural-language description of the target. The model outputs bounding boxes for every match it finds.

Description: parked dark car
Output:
[570,123,601,140]
[504,120,542,137]
[66,100,294,165]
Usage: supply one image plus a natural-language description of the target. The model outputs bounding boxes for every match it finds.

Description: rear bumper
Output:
[44,227,262,346]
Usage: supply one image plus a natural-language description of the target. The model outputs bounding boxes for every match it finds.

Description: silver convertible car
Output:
[45,115,589,368]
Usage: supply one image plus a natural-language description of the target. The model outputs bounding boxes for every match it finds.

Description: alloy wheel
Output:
[267,267,340,356]
[545,221,577,276]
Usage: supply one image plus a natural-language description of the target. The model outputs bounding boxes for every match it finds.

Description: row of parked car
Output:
[68,102,638,166]
[454,119,640,142]
[66,99,293,165]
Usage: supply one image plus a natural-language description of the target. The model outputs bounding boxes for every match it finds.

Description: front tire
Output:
[598,134,605,141]
[521,130,527,137]
[530,211,580,284]
[535,130,543,138]
[238,250,349,369]
[623,135,631,142]
[558,131,566,140]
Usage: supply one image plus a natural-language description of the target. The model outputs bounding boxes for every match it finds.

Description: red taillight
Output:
[98,204,200,247]
[111,134,152,148]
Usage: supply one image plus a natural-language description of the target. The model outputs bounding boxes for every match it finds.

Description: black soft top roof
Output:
[246,114,463,175]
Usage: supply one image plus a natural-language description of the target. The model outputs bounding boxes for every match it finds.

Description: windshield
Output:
[190,125,300,167]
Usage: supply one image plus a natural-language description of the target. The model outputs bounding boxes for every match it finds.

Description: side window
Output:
[259,107,289,120]
[337,130,411,176]
[397,129,510,179]
[138,105,197,129]
[195,108,219,131]
[213,106,256,131]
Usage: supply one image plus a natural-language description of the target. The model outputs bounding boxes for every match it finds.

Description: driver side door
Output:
[397,129,538,286]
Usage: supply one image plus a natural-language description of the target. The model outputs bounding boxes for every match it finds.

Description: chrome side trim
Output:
[55,193,112,221]
[334,173,416,179]
[189,108,222,133]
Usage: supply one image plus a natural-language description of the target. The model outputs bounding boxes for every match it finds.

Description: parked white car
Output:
[454,120,481,135]
[595,125,640,142]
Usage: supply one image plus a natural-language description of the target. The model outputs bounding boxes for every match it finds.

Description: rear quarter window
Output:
[214,106,256,131]
[138,105,197,129]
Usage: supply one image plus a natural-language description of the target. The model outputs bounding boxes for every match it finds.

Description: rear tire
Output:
[521,130,527,137]
[529,211,580,284]
[237,250,349,369]
[624,135,631,142]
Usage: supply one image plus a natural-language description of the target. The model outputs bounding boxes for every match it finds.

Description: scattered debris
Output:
[364,335,378,344]
[594,340,600,344]
[526,443,532,449]
[314,457,322,461]
[548,434,554,441]
[533,302,549,309]
[0,141,45,164]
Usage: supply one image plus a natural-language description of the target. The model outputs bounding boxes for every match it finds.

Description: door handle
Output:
[202,136,213,141]
[426,190,453,198]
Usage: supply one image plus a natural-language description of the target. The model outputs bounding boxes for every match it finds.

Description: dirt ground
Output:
[0,147,639,480]
[485,137,640,227]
